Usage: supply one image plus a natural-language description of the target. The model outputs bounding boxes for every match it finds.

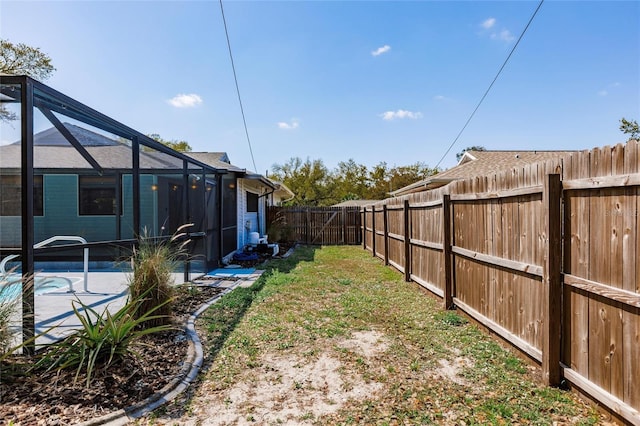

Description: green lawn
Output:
[157,245,602,425]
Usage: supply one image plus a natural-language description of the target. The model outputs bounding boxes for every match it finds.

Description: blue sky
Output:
[1,0,638,173]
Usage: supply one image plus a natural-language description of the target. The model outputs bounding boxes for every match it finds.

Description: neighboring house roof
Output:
[186,152,243,173]
[332,200,381,207]
[186,152,284,198]
[391,150,577,196]
[267,179,295,201]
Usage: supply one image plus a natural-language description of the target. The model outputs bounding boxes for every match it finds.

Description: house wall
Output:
[0,174,157,248]
[236,179,267,250]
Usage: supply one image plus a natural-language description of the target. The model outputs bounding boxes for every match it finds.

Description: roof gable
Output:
[187,152,244,173]
[26,123,121,147]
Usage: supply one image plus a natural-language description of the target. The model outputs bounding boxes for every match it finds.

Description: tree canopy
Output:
[1,39,55,122]
[0,39,55,80]
[269,157,439,206]
[620,118,639,141]
[147,133,192,152]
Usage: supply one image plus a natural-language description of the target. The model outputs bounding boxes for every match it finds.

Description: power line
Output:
[434,0,545,169]
[219,0,258,173]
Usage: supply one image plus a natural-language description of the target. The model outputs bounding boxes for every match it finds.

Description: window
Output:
[79,175,116,215]
[246,191,259,213]
[0,175,43,216]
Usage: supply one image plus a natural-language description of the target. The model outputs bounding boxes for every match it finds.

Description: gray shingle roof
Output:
[332,200,382,207]
[186,152,245,173]
[1,123,197,170]
[0,144,187,169]
[30,123,120,146]
[391,150,576,196]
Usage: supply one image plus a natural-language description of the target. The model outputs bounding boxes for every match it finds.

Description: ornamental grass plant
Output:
[0,271,39,383]
[127,224,192,329]
[0,271,22,356]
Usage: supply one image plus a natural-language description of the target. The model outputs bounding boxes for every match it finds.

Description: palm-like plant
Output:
[34,291,174,387]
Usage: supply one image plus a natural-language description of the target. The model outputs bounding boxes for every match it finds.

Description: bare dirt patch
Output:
[435,356,473,386]
[337,329,388,359]
[181,349,383,425]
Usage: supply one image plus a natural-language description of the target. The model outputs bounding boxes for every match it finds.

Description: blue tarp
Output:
[232,252,259,262]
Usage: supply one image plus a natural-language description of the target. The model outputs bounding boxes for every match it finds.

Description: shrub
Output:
[128,225,192,328]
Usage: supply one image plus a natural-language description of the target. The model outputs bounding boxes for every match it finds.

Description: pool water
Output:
[0,276,73,302]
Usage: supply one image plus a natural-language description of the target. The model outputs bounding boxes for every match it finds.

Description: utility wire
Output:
[219,0,258,173]
[434,0,545,169]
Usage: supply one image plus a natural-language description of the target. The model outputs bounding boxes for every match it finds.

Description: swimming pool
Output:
[0,275,77,302]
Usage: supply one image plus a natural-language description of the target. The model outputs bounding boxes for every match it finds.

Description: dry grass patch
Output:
[142,246,603,426]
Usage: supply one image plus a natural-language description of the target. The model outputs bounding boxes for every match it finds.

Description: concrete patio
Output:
[28,268,263,346]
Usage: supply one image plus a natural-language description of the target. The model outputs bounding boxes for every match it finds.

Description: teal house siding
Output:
[0,217,21,247]
[38,175,119,243]
[1,174,161,248]
[121,174,158,239]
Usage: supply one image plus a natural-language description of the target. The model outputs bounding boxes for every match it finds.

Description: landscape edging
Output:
[77,282,242,426]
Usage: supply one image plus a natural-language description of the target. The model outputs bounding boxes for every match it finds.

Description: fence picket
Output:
[358,141,640,424]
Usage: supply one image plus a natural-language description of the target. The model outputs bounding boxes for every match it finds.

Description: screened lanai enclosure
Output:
[0,75,236,347]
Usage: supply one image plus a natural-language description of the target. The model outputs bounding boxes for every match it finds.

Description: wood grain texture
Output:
[358,142,640,422]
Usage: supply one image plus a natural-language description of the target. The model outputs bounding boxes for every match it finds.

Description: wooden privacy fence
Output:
[267,206,362,245]
[362,141,640,425]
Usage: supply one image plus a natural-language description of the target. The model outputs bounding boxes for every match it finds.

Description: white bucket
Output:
[249,232,260,245]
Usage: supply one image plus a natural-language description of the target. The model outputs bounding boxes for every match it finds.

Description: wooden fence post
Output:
[361,208,366,250]
[443,194,454,309]
[342,208,347,244]
[404,199,411,282]
[371,206,376,257]
[542,173,562,386]
[305,208,311,244]
[383,204,389,265]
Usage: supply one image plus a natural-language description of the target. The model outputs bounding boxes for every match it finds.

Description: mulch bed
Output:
[0,284,224,425]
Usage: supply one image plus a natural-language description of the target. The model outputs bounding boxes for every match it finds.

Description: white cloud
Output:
[371,45,391,57]
[482,18,496,29]
[480,18,514,43]
[168,93,203,108]
[379,109,423,121]
[598,82,621,96]
[277,119,299,130]
[492,29,514,42]
[433,95,447,101]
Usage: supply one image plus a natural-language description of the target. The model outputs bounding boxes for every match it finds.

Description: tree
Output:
[270,158,439,205]
[147,133,192,152]
[0,39,55,80]
[366,162,391,200]
[620,118,639,141]
[331,159,369,203]
[386,162,439,194]
[456,145,486,161]
[270,157,331,206]
[1,39,55,121]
